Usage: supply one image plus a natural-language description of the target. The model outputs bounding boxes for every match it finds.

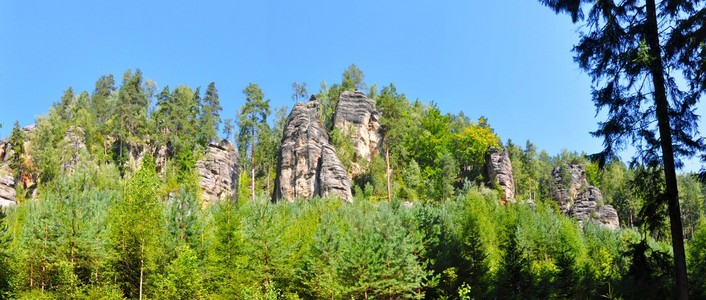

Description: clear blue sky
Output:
[2,1,700,168]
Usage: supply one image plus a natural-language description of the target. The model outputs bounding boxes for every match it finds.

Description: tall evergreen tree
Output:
[8,121,25,180]
[198,82,222,145]
[538,1,706,297]
[57,87,75,121]
[91,74,116,127]
[237,83,271,202]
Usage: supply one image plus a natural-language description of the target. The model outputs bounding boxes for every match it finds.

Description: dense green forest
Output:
[1,66,706,299]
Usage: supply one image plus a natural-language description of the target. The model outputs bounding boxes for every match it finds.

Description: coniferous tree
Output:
[111,69,150,173]
[8,121,25,180]
[539,2,706,297]
[237,83,271,202]
[57,87,75,121]
[91,74,116,128]
[341,64,366,91]
[198,82,222,145]
[291,82,307,103]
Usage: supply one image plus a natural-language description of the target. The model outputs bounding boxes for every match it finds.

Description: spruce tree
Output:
[198,82,222,145]
[538,1,706,297]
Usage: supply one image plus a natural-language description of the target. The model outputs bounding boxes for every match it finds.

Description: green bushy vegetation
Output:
[1,65,706,298]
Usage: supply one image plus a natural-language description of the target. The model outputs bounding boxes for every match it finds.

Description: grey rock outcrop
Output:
[0,167,15,207]
[274,96,353,202]
[195,140,240,204]
[0,125,37,206]
[62,126,87,173]
[485,147,516,203]
[550,163,620,229]
[332,91,382,177]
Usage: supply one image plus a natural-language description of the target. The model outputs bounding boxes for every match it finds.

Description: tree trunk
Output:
[385,136,392,203]
[645,1,689,298]
[251,134,256,202]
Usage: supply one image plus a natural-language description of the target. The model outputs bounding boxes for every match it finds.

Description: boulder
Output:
[485,146,516,203]
[550,163,620,229]
[332,90,382,176]
[195,140,239,204]
[273,96,353,202]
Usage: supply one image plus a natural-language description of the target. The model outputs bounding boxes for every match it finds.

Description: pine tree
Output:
[238,83,271,202]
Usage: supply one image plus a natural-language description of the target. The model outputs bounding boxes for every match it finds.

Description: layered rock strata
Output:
[195,140,240,203]
[274,96,353,202]
[332,90,382,177]
[485,147,516,203]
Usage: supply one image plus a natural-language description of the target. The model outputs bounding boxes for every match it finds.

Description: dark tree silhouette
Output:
[538,1,706,299]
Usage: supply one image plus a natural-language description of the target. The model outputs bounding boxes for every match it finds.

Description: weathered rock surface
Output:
[332,91,382,176]
[0,125,37,206]
[62,126,87,173]
[485,147,516,203]
[550,163,620,229]
[274,96,353,202]
[0,167,15,207]
[195,140,240,204]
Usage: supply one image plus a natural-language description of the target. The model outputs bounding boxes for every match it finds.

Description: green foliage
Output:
[108,158,163,299]
[238,83,271,201]
[8,121,26,180]
[341,63,366,91]
[452,117,500,183]
[6,68,706,299]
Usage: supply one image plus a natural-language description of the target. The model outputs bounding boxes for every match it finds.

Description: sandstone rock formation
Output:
[485,147,516,203]
[332,91,382,176]
[0,125,37,206]
[550,163,620,229]
[195,140,240,203]
[274,96,353,202]
[0,167,15,207]
[62,126,87,173]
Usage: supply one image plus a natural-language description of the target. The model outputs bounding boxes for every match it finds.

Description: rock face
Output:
[0,166,15,207]
[485,147,516,203]
[62,126,87,173]
[0,125,37,207]
[550,163,620,229]
[195,140,240,204]
[332,91,382,176]
[274,96,353,202]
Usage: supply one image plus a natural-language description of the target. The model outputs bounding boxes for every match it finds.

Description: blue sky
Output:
[3,1,696,168]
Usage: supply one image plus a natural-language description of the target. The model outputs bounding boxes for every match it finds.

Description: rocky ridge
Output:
[485,146,516,203]
[550,163,620,229]
[273,96,353,202]
[332,90,382,177]
[195,140,240,203]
